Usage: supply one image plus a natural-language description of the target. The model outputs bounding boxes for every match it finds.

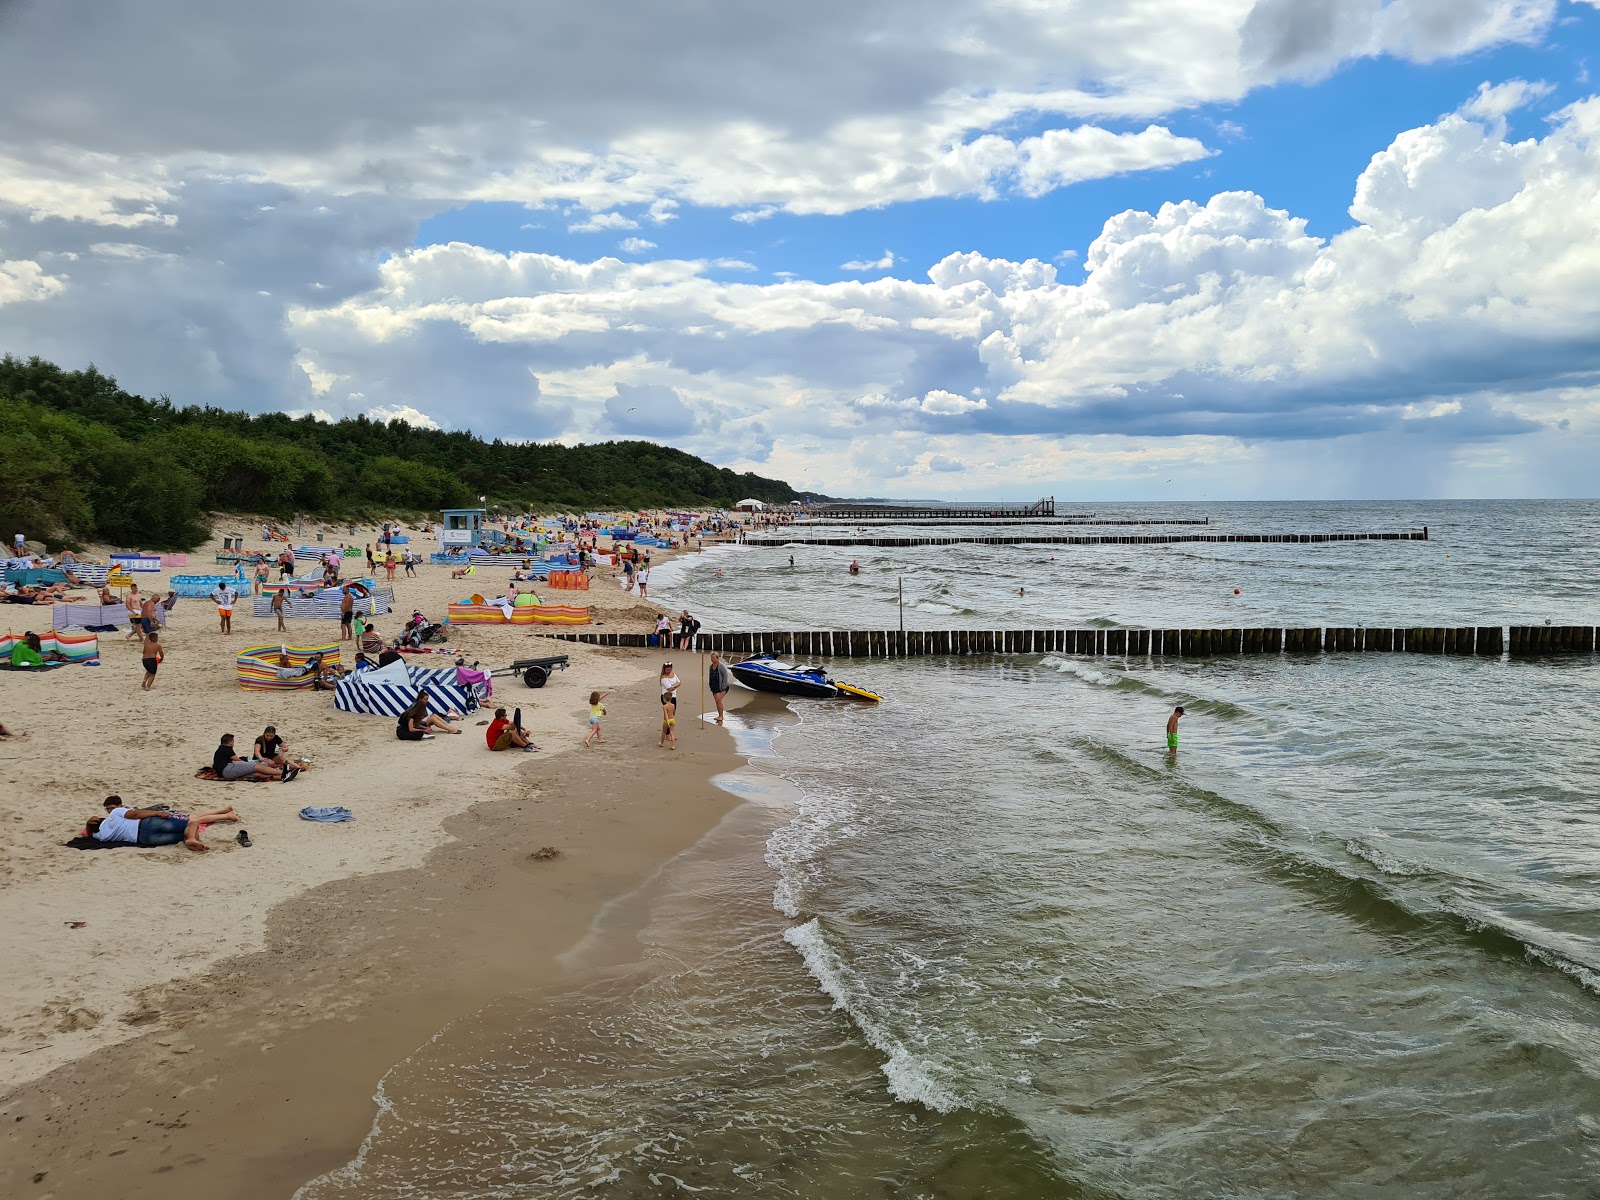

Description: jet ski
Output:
[728,655,839,699]
[729,655,884,702]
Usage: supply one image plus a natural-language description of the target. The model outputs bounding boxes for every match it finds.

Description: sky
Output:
[1,0,1598,500]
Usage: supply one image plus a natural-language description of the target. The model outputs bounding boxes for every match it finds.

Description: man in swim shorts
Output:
[1167,706,1184,754]
[211,581,237,634]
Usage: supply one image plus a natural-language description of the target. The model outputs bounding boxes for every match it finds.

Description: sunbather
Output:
[86,797,240,852]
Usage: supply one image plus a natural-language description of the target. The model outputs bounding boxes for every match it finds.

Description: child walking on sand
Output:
[140,630,163,691]
[586,690,609,747]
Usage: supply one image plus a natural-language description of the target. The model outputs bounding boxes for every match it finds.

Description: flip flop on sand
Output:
[281,767,300,783]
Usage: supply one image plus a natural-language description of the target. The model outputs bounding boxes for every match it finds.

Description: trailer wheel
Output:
[523,665,549,688]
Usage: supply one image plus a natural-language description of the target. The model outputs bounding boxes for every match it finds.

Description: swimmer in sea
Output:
[1166,705,1184,755]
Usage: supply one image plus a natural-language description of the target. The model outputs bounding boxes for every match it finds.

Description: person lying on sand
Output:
[86,797,240,852]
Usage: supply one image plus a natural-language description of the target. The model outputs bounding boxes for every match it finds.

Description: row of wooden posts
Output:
[798,517,1212,528]
[538,625,1597,657]
[744,529,1429,548]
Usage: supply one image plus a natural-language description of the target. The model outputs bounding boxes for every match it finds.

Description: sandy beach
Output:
[0,519,742,1198]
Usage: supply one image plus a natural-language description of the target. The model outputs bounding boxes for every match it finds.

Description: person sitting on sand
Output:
[485,706,537,752]
[86,796,240,853]
[254,724,312,771]
[396,692,461,740]
[12,632,67,666]
[214,733,292,781]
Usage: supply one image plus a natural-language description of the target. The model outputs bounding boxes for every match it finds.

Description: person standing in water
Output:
[1166,706,1184,755]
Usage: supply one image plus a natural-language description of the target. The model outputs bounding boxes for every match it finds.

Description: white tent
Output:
[735,498,766,511]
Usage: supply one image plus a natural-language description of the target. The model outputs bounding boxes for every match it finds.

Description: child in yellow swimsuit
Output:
[585,690,609,748]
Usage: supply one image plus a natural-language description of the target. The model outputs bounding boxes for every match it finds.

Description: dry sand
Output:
[0,519,742,1197]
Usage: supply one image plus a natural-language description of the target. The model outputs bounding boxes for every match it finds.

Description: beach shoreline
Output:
[0,664,752,1199]
[0,517,745,1197]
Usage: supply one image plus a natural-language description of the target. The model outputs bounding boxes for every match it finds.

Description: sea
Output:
[297,500,1600,1199]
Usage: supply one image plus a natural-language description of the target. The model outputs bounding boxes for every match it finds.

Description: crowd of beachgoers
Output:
[1,508,754,858]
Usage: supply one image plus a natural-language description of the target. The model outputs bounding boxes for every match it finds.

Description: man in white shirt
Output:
[86,796,240,852]
[211,581,238,634]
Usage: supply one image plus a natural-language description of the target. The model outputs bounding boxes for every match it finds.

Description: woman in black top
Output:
[396,691,463,740]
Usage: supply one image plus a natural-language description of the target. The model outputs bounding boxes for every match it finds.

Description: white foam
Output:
[1523,944,1600,997]
[784,919,966,1114]
[1043,656,1119,687]
[1344,837,1434,878]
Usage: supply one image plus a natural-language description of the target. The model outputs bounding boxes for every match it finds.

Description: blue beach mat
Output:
[299,806,354,823]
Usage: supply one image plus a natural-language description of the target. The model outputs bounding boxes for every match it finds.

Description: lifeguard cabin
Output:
[437,507,487,552]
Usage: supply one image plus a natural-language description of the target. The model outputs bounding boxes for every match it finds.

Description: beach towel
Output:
[194,765,266,782]
[299,806,353,823]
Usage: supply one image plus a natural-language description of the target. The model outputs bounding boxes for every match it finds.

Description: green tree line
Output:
[0,355,804,550]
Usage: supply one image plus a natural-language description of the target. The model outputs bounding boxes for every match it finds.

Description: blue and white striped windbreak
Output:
[334,664,470,720]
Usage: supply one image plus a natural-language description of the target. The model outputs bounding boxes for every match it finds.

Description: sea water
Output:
[298,500,1600,1199]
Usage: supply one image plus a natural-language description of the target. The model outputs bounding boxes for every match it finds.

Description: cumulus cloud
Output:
[0,259,66,306]
[920,389,988,415]
[568,211,639,233]
[1,1,1595,496]
[366,404,441,429]
[603,382,700,438]
[0,0,1560,228]
[842,250,897,272]
[278,93,1600,493]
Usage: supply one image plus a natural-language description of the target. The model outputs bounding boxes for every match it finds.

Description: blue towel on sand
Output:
[299,806,353,823]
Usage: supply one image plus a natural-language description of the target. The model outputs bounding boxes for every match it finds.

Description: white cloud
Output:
[273,93,1600,495]
[0,258,66,306]
[920,389,988,414]
[1,1,1562,230]
[1460,77,1555,121]
[365,403,441,429]
[618,236,657,252]
[711,257,757,270]
[567,211,639,233]
[842,250,897,272]
[0,1,1594,497]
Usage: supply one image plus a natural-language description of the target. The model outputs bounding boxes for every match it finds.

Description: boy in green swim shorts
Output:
[1166,706,1184,754]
